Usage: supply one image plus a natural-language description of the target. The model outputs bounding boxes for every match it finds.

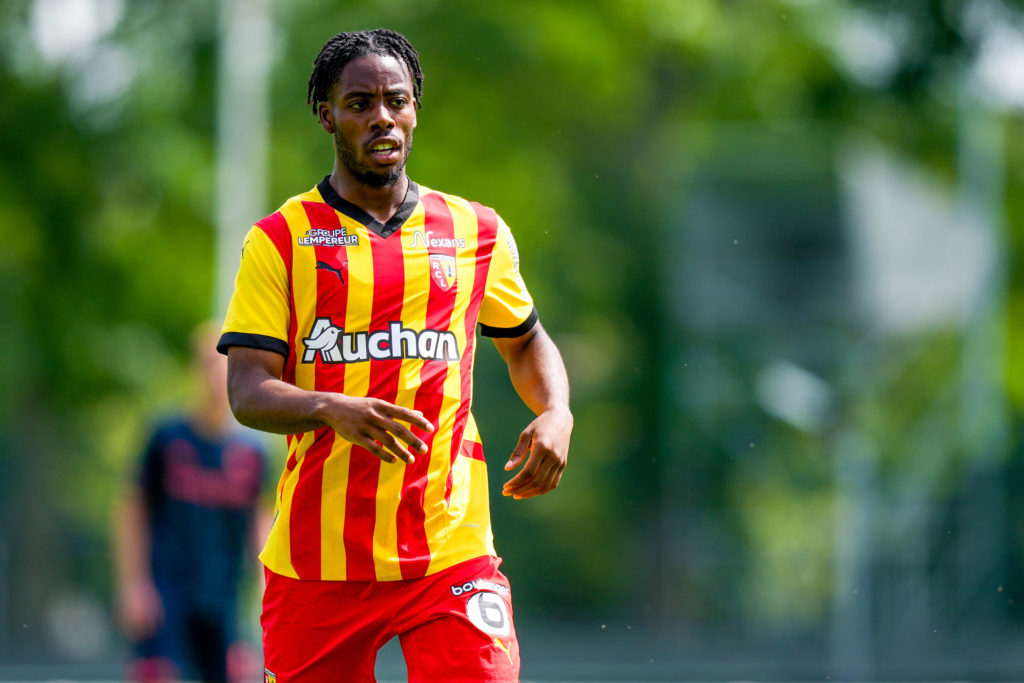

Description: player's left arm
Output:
[492,322,573,499]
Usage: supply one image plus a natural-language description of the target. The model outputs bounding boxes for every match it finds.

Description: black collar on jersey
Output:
[317,175,420,239]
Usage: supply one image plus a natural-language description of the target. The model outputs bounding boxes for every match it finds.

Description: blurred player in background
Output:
[114,323,271,683]
[219,29,573,682]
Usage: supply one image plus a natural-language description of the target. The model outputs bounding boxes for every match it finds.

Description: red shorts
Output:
[261,556,519,682]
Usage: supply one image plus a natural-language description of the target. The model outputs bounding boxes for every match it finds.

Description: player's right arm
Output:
[222,224,432,464]
[226,338,433,465]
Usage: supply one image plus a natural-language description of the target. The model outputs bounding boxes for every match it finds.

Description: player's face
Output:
[320,53,417,188]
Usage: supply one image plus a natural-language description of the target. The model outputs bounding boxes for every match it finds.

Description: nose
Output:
[369,100,395,131]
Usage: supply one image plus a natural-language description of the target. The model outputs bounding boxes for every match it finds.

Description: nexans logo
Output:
[302,317,461,364]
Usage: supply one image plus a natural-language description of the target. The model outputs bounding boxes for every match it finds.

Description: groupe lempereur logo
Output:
[298,227,359,247]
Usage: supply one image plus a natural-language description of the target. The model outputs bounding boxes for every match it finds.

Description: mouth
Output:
[367,137,401,163]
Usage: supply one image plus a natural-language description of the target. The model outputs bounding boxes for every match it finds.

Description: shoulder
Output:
[416,184,503,236]
[243,184,325,264]
[417,184,494,214]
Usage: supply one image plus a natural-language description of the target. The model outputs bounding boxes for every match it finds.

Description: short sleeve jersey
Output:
[218,177,537,582]
[138,418,266,607]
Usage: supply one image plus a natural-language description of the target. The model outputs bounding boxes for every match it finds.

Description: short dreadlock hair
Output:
[307,29,424,115]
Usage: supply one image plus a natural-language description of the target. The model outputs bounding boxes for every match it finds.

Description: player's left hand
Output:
[502,407,573,499]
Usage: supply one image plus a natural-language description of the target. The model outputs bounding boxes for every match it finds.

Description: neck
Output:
[329,166,408,225]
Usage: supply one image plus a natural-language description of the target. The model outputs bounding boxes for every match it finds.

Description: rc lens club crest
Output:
[429,253,457,291]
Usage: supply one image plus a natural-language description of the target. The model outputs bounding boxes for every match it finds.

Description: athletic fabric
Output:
[218,177,537,582]
[261,556,519,682]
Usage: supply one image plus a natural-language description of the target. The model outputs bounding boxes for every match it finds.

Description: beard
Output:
[335,129,412,188]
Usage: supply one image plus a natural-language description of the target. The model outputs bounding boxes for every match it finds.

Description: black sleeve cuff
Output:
[479,307,539,338]
[217,332,289,357]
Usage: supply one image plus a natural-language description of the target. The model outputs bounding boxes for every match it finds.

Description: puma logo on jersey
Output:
[315,260,348,283]
[302,317,461,364]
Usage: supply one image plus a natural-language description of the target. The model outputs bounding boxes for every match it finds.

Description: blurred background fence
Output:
[4,0,1024,679]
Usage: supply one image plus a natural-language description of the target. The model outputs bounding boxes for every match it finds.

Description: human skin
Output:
[318,53,417,224]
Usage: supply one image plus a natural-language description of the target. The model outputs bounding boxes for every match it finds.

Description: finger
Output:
[501,463,534,493]
[507,473,549,499]
[548,464,565,490]
[370,429,416,464]
[505,431,533,471]
[530,462,565,497]
[358,433,404,464]
[514,465,556,499]
[380,419,429,455]
[367,441,397,464]
[381,402,434,433]
[505,447,565,498]
[513,460,557,498]
[502,452,550,496]
[503,442,550,485]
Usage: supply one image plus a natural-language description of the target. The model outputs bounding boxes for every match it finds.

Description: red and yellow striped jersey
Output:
[218,177,537,582]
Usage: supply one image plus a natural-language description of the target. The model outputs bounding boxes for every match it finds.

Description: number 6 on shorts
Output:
[466,591,510,637]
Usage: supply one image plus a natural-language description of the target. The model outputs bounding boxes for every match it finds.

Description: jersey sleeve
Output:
[218,226,291,357]
[478,217,538,338]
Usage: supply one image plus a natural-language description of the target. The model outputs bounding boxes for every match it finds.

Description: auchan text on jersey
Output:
[302,317,461,364]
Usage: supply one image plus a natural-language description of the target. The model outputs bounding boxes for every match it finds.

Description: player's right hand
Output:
[318,395,434,464]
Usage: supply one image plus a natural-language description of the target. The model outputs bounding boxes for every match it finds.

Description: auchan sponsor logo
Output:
[301,317,461,364]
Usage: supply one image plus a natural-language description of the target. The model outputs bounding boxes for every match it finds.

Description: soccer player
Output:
[218,28,573,682]
[114,323,269,683]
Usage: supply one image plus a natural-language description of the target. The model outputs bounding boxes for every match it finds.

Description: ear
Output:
[318,102,335,134]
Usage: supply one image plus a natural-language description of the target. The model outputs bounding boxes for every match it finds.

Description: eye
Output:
[391,98,408,108]
[348,100,367,111]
